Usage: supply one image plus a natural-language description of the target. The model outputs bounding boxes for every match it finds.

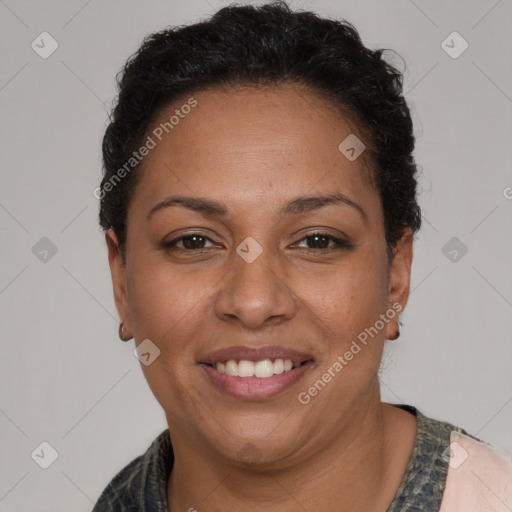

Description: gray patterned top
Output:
[92,404,474,511]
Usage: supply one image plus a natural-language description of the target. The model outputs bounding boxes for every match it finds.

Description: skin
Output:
[107,84,417,511]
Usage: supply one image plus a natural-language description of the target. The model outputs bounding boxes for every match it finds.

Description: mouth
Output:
[198,346,314,400]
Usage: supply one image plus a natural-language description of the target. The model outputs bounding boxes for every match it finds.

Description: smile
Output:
[208,358,301,378]
[198,345,314,399]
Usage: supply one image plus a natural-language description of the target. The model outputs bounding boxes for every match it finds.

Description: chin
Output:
[205,421,304,466]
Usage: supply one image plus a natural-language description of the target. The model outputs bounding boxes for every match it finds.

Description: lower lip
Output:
[200,362,313,400]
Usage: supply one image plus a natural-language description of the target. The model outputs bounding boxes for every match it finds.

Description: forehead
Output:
[130,84,380,222]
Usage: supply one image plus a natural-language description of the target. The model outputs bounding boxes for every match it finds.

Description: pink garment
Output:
[440,430,512,511]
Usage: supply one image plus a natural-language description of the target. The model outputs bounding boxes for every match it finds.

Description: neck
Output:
[167,393,415,512]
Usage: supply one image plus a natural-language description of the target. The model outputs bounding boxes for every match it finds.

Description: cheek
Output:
[305,257,388,337]
[125,263,210,411]
[126,260,210,355]
[301,259,389,397]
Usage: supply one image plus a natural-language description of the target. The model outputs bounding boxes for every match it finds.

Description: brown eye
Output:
[294,232,353,251]
[163,233,215,251]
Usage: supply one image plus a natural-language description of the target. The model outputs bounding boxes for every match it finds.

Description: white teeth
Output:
[238,360,255,377]
[254,359,274,378]
[225,360,238,376]
[214,358,297,377]
[273,358,284,374]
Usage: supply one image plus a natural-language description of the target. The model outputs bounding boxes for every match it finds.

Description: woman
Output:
[93,2,511,510]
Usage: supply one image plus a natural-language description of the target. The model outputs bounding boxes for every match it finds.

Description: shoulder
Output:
[440,431,512,511]
[92,429,173,512]
[387,404,470,511]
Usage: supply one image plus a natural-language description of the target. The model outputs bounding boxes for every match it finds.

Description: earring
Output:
[389,316,402,341]
[118,322,132,342]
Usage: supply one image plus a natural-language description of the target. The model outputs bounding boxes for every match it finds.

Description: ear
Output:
[106,228,131,335]
[385,228,413,339]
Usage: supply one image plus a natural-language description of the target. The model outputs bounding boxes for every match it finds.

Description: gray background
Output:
[1,0,511,510]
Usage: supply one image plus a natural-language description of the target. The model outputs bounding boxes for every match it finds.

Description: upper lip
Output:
[199,345,314,365]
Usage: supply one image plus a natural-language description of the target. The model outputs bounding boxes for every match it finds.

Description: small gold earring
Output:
[118,322,132,342]
[388,316,402,341]
[394,317,402,340]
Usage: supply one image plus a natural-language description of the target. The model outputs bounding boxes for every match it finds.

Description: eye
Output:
[162,231,353,253]
[293,231,353,251]
[163,232,217,251]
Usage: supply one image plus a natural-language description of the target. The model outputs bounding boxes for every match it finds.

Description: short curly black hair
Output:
[98,0,421,262]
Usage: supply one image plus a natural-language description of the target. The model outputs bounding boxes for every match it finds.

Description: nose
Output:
[214,245,297,330]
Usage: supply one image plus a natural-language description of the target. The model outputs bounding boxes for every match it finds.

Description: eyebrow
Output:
[146,192,367,222]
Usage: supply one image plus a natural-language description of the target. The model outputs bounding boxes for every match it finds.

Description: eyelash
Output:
[162,231,353,252]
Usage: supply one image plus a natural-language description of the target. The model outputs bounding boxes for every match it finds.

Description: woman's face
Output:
[108,84,412,465]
